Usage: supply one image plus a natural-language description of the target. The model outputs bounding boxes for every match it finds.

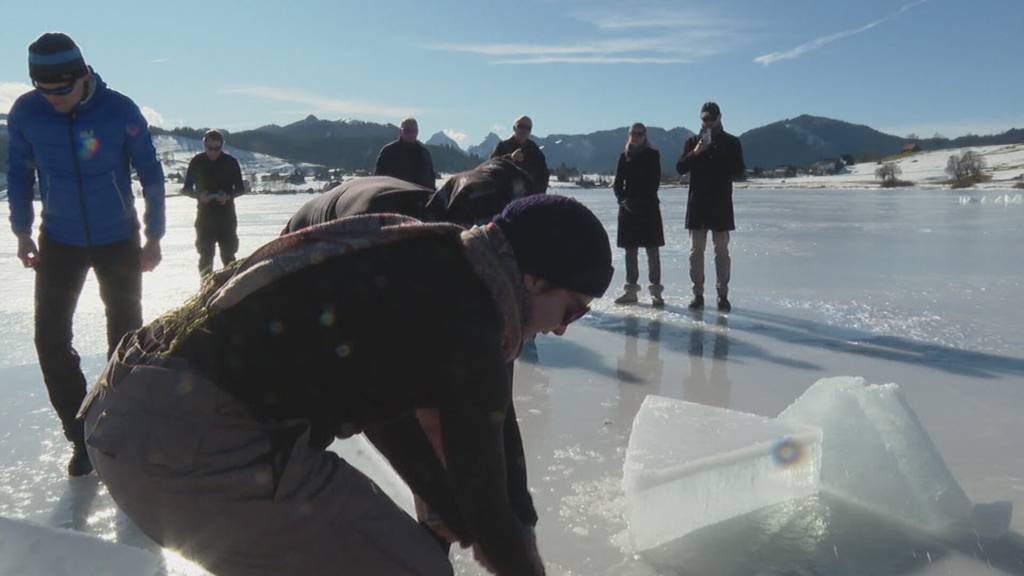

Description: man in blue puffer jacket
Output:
[6,32,166,476]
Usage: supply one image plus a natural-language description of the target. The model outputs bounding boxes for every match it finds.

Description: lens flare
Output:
[772,436,804,467]
[78,130,101,160]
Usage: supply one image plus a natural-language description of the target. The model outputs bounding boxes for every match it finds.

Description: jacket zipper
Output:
[69,112,93,245]
[111,172,131,217]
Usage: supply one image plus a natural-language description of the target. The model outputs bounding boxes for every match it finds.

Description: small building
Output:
[901,142,921,153]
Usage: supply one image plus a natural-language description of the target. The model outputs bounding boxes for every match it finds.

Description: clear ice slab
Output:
[623,395,822,551]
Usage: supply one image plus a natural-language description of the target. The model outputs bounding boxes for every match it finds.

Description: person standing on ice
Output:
[182,129,245,277]
[491,115,550,195]
[6,32,165,477]
[79,195,613,576]
[375,117,437,190]
[676,102,745,312]
[612,123,665,307]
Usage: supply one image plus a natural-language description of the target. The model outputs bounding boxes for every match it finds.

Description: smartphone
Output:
[701,129,712,146]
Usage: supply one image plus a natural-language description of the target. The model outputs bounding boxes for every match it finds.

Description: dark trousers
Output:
[196,211,239,276]
[35,234,142,445]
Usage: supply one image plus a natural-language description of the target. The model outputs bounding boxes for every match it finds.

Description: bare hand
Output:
[140,238,162,272]
[216,192,229,205]
[16,235,39,268]
[511,148,525,163]
[692,139,706,156]
[199,192,212,204]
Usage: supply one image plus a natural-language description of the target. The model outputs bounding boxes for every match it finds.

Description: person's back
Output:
[428,157,535,227]
[283,176,436,234]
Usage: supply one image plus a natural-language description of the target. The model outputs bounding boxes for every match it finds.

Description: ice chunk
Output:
[623,395,822,551]
[778,376,973,534]
[0,516,160,576]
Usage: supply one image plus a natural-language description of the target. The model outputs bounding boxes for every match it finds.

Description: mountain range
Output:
[3,111,1023,177]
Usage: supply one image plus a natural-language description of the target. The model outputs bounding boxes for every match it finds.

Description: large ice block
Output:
[623,395,822,551]
[0,516,160,576]
[778,376,973,534]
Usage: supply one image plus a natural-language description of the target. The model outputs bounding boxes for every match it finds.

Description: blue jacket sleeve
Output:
[6,109,37,237]
[124,102,166,240]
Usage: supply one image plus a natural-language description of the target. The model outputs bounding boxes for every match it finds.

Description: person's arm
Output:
[731,137,746,178]
[363,413,470,540]
[503,400,538,527]
[420,145,436,190]
[489,141,505,160]
[439,321,541,575]
[676,136,699,175]
[6,109,37,240]
[535,146,549,194]
[374,144,389,176]
[124,101,165,242]
[181,157,200,198]
[646,149,662,196]
[613,154,626,200]
[228,156,246,198]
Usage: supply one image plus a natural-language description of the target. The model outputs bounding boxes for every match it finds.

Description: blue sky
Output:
[3,0,1022,147]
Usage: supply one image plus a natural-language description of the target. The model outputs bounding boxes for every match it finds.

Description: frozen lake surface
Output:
[1,186,1022,575]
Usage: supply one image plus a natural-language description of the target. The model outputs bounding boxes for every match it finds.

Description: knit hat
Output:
[493,195,613,297]
[28,33,87,84]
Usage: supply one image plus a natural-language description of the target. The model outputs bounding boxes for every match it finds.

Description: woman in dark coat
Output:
[612,123,665,306]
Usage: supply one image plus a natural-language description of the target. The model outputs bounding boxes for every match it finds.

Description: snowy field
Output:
[1,186,1023,575]
[742,143,1024,190]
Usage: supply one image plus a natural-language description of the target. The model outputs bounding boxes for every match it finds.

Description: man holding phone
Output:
[676,102,745,312]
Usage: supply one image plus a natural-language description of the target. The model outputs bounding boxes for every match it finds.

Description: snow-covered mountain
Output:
[425,131,460,149]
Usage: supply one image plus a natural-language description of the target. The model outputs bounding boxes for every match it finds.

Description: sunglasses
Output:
[34,80,77,96]
[629,131,646,136]
[701,115,717,122]
[205,145,222,152]
[401,127,418,134]
[515,124,532,131]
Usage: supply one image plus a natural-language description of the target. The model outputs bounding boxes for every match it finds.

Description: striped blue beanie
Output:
[29,33,87,83]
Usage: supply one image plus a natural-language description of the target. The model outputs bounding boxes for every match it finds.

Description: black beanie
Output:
[493,195,614,298]
[28,33,87,84]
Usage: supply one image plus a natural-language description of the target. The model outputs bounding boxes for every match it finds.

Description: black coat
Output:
[183,152,245,223]
[676,130,745,231]
[374,139,436,190]
[282,177,436,234]
[491,137,549,194]
[613,146,664,248]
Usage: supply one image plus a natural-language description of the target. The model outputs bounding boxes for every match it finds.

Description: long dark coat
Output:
[613,146,664,248]
[676,130,745,231]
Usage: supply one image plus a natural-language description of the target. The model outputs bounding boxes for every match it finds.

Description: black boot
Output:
[687,295,704,310]
[68,442,94,477]
[717,296,732,312]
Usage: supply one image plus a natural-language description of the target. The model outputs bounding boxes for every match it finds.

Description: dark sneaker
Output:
[687,295,704,310]
[717,296,732,312]
[68,443,94,477]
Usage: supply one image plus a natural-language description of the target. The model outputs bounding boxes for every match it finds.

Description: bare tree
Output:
[875,162,901,185]
[961,150,986,179]
[946,154,965,181]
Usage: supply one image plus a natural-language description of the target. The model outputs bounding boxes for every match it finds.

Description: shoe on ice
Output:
[68,442,94,477]
[615,284,640,305]
[717,296,732,312]
[687,295,704,310]
[649,284,665,308]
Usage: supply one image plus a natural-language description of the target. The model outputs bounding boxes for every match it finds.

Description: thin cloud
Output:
[1,82,34,113]
[220,86,419,119]
[427,7,743,65]
[755,0,928,65]
[149,58,171,64]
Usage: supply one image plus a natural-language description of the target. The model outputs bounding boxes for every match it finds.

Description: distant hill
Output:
[154,115,480,174]
[738,115,905,170]
[534,126,695,175]
[426,131,460,149]
[467,132,502,159]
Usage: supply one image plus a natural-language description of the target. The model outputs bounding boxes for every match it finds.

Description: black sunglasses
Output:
[34,80,77,96]
[515,124,532,131]
[205,144,223,152]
